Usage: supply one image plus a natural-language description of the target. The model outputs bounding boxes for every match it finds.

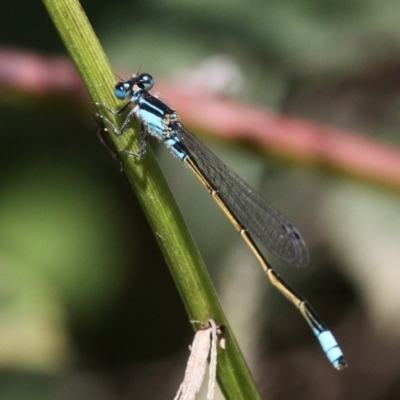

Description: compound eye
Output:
[114,81,131,100]
[137,73,154,90]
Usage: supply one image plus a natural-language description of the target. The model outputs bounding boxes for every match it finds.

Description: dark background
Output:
[1,1,400,399]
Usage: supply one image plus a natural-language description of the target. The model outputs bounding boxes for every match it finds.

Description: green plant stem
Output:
[42,0,262,398]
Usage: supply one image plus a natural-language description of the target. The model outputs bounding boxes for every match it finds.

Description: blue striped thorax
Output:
[114,74,188,160]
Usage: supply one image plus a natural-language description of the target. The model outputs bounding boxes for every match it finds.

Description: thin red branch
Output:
[160,83,400,190]
[1,48,400,190]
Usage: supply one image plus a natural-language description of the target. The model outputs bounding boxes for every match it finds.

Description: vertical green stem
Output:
[42,0,262,398]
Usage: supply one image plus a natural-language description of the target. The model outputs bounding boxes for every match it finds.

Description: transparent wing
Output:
[177,124,309,267]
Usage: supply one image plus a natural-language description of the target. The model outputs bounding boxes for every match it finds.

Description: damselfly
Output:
[96,73,346,370]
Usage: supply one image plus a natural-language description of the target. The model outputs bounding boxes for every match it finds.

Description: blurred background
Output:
[1,0,400,398]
